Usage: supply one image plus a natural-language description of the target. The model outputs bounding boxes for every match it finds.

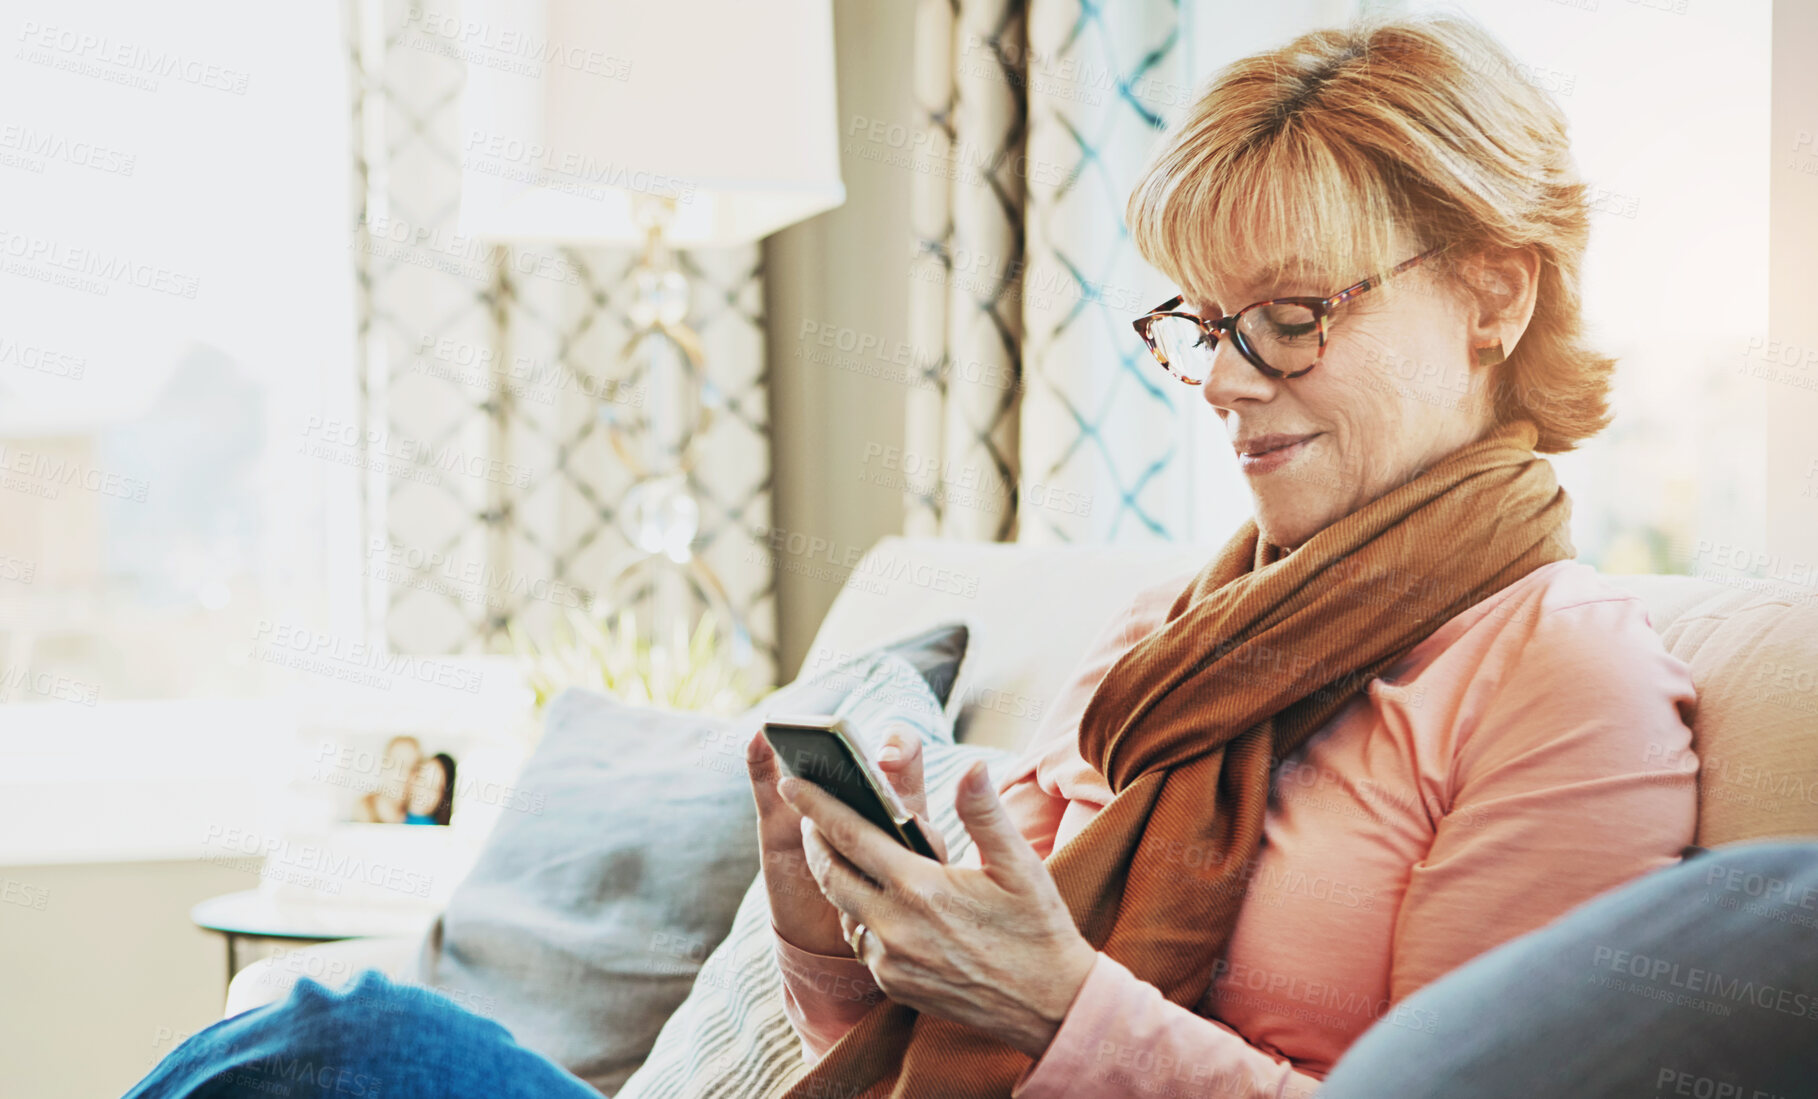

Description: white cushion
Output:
[806,537,1214,751]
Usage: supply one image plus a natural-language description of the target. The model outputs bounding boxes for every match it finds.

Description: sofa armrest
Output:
[224,935,424,1018]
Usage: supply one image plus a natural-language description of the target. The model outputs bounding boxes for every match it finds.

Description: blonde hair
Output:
[1125,12,1611,453]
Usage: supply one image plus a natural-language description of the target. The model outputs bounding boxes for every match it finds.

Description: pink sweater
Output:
[772,559,1700,1097]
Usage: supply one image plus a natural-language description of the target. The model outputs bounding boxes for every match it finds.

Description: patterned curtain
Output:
[344,0,778,688]
[902,0,1191,544]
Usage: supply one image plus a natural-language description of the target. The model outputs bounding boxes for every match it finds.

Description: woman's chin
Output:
[1254,509,1325,552]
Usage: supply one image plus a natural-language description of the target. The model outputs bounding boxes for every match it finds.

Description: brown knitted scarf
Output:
[781,418,1573,1099]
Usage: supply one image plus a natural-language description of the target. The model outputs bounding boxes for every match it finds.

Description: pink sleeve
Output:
[771,920,886,1065]
[1009,952,1324,1099]
[1385,595,1700,1002]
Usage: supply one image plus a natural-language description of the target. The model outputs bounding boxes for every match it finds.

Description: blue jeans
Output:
[124,972,598,1099]
[128,841,1818,1098]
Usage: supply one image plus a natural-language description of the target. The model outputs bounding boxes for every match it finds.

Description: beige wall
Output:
[766,0,919,678]
[0,859,247,1098]
[1769,0,1818,568]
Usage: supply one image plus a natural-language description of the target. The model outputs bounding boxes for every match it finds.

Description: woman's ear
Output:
[1459,245,1541,357]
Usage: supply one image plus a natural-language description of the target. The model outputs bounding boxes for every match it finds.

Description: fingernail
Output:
[777,776,799,799]
[877,742,901,763]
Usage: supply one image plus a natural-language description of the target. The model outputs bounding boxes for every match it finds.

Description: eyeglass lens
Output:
[1147,302,1321,381]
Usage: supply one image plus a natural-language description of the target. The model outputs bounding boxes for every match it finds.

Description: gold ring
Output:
[846,921,869,958]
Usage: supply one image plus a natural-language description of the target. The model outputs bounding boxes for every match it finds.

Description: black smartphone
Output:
[762,715,943,861]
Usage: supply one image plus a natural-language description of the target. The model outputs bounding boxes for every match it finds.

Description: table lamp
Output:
[456,0,845,676]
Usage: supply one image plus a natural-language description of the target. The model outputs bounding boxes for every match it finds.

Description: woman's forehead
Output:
[1184,255,1329,311]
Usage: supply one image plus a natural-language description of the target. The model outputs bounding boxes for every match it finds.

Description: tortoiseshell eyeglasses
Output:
[1133,243,1452,383]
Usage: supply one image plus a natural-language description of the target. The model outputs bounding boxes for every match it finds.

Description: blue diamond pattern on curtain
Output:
[903,0,1194,545]
[1020,0,1191,544]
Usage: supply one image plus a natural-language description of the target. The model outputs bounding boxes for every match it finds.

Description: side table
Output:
[190,889,439,992]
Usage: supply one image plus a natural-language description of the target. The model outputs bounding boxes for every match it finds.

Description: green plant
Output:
[504,604,759,716]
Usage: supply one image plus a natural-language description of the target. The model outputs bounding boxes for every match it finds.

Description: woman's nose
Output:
[1199,335,1277,410]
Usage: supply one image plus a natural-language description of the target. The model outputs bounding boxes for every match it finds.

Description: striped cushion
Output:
[612,733,1019,1098]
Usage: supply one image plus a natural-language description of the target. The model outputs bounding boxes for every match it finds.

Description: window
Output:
[0,0,358,705]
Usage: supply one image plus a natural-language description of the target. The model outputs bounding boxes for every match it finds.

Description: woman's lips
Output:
[1237,434,1320,474]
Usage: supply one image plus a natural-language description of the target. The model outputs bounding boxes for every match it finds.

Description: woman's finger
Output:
[782,774,926,895]
[873,732,947,864]
[875,727,928,818]
[911,812,949,864]
[801,816,886,916]
[747,729,805,836]
[952,760,1042,886]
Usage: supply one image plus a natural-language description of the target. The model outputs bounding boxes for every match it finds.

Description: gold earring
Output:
[1475,339,1506,367]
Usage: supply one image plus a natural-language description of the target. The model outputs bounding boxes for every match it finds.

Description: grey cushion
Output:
[414,627,967,1095]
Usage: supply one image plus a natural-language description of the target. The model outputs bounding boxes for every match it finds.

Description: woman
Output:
[122,13,1818,1099]
[403,752,456,826]
[747,12,1716,1097]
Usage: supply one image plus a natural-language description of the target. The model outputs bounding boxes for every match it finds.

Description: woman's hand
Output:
[746,725,944,958]
[779,758,1098,1061]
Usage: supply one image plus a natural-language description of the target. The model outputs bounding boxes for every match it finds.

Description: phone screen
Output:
[763,719,941,861]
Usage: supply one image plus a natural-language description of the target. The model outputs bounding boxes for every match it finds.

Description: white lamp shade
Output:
[456,0,846,246]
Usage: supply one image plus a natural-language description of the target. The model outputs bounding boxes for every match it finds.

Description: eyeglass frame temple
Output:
[1323,242,1451,310]
[1132,241,1453,381]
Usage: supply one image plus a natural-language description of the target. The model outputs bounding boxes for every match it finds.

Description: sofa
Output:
[222,534,1818,1020]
